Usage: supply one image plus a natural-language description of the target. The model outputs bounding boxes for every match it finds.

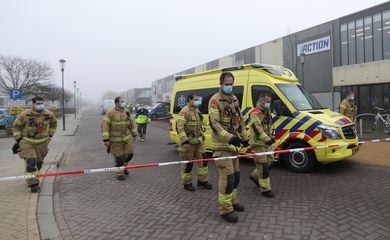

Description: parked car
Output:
[0,108,15,129]
[149,102,170,120]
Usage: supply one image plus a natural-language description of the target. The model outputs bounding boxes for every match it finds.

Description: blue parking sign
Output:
[9,89,24,100]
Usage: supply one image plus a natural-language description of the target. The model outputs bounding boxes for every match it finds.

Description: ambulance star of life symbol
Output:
[177,95,186,109]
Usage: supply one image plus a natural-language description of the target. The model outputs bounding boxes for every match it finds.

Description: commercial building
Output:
[152,2,390,114]
[122,88,151,106]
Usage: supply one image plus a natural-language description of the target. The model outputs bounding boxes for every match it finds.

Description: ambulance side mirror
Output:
[273,100,290,116]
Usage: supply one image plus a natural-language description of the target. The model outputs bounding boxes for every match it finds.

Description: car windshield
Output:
[276,84,323,111]
[150,103,162,111]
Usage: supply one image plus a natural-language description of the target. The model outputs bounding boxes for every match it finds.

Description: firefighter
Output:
[102,96,138,180]
[248,93,275,198]
[340,91,357,122]
[135,105,150,141]
[177,94,212,191]
[208,72,249,223]
[11,96,57,193]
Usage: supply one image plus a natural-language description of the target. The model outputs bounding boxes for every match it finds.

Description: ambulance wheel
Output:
[283,142,316,173]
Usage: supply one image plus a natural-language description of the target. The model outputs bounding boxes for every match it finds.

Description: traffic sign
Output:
[9,89,24,100]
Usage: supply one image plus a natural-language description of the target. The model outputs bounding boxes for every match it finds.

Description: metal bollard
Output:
[359,118,363,138]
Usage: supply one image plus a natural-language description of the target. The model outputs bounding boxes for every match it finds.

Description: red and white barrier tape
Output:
[0,137,389,182]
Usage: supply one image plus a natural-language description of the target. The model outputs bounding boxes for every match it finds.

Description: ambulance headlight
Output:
[318,125,341,140]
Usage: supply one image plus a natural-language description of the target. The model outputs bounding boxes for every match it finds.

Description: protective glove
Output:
[12,138,22,154]
[229,136,241,147]
[265,138,276,146]
[12,143,20,154]
[103,140,110,147]
[241,139,250,147]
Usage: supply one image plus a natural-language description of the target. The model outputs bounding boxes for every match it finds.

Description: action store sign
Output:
[297,36,331,56]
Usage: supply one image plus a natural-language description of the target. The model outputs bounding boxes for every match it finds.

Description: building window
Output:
[348,21,356,64]
[373,13,383,61]
[356,18,364,63]
[364,16,373,62]
[341,23,348,65]
[383,10,390,59]
[384,84,390,108]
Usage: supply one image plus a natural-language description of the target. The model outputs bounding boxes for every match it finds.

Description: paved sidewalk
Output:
[0,114,81,240]
[346,142,390,166]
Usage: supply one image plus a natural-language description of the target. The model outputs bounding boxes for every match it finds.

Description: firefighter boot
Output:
[221,211,238,223]
[197,181,212,189]
[261,190,274,198]
[184,184,196,191]
[233,203,245,212]
[30,184,41,193]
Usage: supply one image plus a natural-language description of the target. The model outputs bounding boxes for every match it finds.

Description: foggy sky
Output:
[0,0,386,102]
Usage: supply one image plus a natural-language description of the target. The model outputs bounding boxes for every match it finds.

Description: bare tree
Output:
[64,90,73,107]
[0,55,54,95]
[30,83,62,103]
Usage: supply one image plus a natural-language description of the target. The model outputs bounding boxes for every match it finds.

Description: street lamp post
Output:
[59,59,66,131]
[77,88,79,114]
[299,53,305,86]
[79,91,82,114]
[73,81,77,119]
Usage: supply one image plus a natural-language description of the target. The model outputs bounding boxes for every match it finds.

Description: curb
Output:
[37,152,64,240]
[61,125,79,137]
[27,190,40,240]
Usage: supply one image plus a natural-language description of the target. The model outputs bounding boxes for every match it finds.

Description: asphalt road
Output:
[53,109,390,240]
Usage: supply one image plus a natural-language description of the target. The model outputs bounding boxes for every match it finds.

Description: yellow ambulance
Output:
[169,64,358,172]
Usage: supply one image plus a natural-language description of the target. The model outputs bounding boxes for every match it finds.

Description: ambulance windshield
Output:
[276,84,323,111]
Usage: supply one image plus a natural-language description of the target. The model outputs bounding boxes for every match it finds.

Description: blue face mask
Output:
[222,85,233,94]
[35,104,45,111]
[263,102,271,110]
[120,102,127,109]
[194,98,202,108]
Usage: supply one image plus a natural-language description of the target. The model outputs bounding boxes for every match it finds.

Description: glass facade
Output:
[341,83,390,114]
[373,13,382,61]
[340,9,390,65]
[356,19,364,63]
[383,10,390,59]
[348,21,356,64]
[341,23,348,65]
[364,16,373,62]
